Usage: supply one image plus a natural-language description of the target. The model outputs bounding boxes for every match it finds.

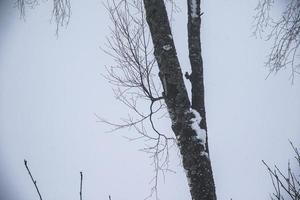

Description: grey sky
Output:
[0,1,299,200]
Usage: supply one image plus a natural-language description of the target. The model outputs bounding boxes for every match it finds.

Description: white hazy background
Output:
[0,1,299,200]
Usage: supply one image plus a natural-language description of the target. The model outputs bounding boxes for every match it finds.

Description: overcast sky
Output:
[0,1,299,200]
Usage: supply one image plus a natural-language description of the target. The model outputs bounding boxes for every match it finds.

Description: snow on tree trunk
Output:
[143,0,217,199]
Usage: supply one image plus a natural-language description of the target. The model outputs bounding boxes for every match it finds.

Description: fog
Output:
[0,1,299,200]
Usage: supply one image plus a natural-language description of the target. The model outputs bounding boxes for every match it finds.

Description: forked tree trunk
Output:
[142,0,217,199]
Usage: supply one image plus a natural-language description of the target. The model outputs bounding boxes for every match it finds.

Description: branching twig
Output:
[263,142,300,200]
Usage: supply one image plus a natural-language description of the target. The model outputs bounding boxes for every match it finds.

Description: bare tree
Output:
[103,0,217,199]
[263,142,300,200]
[15,0,217,199]
[254,0,300,81]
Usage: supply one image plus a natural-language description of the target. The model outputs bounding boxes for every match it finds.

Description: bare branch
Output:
[15,0,39,19]
[51,0,71,35]
[263,142,300,200]
[24,159,43,200]
[15,0,71,35]
[253,0,300,82]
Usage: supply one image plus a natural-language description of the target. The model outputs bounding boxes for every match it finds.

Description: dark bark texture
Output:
[143,0,217,199]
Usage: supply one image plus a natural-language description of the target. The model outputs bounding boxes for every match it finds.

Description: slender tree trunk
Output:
[186,0,217,199]
[187,0,206,122]
[142,0,217,199]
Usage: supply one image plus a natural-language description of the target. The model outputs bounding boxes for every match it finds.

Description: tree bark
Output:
[186,0,217,199]
[142,0,217,199]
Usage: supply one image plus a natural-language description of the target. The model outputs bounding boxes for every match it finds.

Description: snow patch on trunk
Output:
[190,0,198,18]
[189,109,207,153]
[190,109,206,143]
[185,169,192,186]
[200,151,209,158]
[162,44,172,51]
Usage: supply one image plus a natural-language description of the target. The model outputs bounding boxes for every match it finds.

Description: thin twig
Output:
[80,171,83,200]
[24,159,43,200]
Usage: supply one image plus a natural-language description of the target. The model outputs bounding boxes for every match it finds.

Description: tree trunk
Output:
[142,0,217,199]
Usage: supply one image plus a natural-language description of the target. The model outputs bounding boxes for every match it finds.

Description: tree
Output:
[15,0,217,198]
[253,0,300,81]
[15,0,217,199]
[102,0,217,199]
